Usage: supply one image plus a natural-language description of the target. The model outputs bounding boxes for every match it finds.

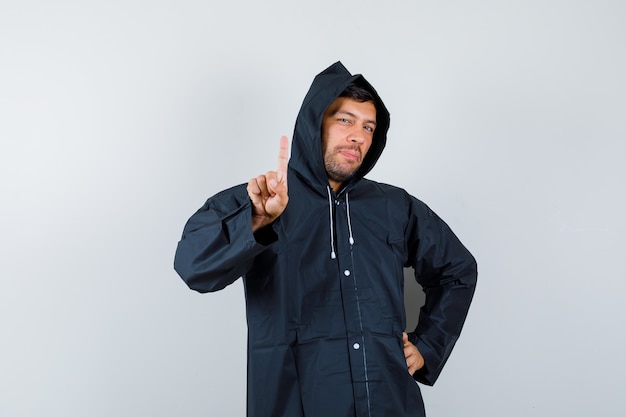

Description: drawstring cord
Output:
[327,186,336,259]
[327,187,356,259]
[346,193,355,246]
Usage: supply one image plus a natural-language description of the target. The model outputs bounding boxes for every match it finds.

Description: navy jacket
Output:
[174,62,477,417]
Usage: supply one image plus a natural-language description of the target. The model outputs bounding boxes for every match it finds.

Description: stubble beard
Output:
[324,146,362,184]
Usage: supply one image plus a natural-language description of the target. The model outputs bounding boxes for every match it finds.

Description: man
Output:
[174,62,477,417]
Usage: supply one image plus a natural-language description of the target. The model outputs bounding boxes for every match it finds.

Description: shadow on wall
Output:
[404,267,426,332]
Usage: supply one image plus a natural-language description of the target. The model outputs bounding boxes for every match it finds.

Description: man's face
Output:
[321,97,377,187]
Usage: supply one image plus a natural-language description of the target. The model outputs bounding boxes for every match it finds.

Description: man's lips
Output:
[338,149,360,161]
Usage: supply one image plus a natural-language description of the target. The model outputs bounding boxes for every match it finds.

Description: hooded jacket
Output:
[174,62,477,417]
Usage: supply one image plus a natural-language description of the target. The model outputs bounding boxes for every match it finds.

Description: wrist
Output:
[252,215,273,233]
[252,218,278,245]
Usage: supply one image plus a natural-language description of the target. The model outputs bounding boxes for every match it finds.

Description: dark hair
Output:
[338,82,376,103]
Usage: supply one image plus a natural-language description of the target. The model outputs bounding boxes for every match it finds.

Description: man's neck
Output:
[328,179,342,194]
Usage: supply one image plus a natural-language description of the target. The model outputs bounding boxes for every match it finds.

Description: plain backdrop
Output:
[1,1,625,416]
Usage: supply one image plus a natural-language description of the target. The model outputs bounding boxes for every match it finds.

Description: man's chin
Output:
[327,170,357,184]
[325,159,362,183]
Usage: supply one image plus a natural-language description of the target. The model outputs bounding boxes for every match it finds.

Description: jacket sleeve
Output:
[405,196,478,386]
[173,185,278,293]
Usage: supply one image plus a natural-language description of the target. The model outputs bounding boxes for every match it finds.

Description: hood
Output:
[289,61,390,194]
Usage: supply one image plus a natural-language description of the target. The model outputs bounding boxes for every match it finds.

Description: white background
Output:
[1,1,625,416]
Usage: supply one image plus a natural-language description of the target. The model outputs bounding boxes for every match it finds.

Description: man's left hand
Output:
[402,332,425,376]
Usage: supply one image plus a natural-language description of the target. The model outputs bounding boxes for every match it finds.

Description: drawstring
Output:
[327,186,336,259]
[345,193,355,246]
[327,187,356,259]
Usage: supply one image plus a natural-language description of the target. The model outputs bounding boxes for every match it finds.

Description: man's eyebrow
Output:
[334,110,377,126]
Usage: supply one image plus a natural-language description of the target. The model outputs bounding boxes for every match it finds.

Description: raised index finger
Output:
[277,135,290,183]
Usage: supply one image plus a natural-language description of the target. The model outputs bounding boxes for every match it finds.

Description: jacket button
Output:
[353,343,360,350]
[344,270,350,276]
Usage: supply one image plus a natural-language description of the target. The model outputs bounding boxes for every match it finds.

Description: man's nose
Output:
[347,127,365,143]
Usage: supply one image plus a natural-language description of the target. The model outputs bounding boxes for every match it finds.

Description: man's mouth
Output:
[338,148,360,161]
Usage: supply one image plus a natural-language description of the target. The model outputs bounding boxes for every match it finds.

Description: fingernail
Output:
[270,180,277,187]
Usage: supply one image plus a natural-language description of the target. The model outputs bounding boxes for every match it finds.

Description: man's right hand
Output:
[247,136,290,233]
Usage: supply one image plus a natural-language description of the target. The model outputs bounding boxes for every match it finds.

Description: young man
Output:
[174,62,477,417]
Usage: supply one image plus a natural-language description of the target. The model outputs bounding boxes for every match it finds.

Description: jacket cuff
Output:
[407,332,438,386]
[253,223,278,246]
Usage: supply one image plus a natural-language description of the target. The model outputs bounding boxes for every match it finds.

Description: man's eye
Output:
[364,126,374,132]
